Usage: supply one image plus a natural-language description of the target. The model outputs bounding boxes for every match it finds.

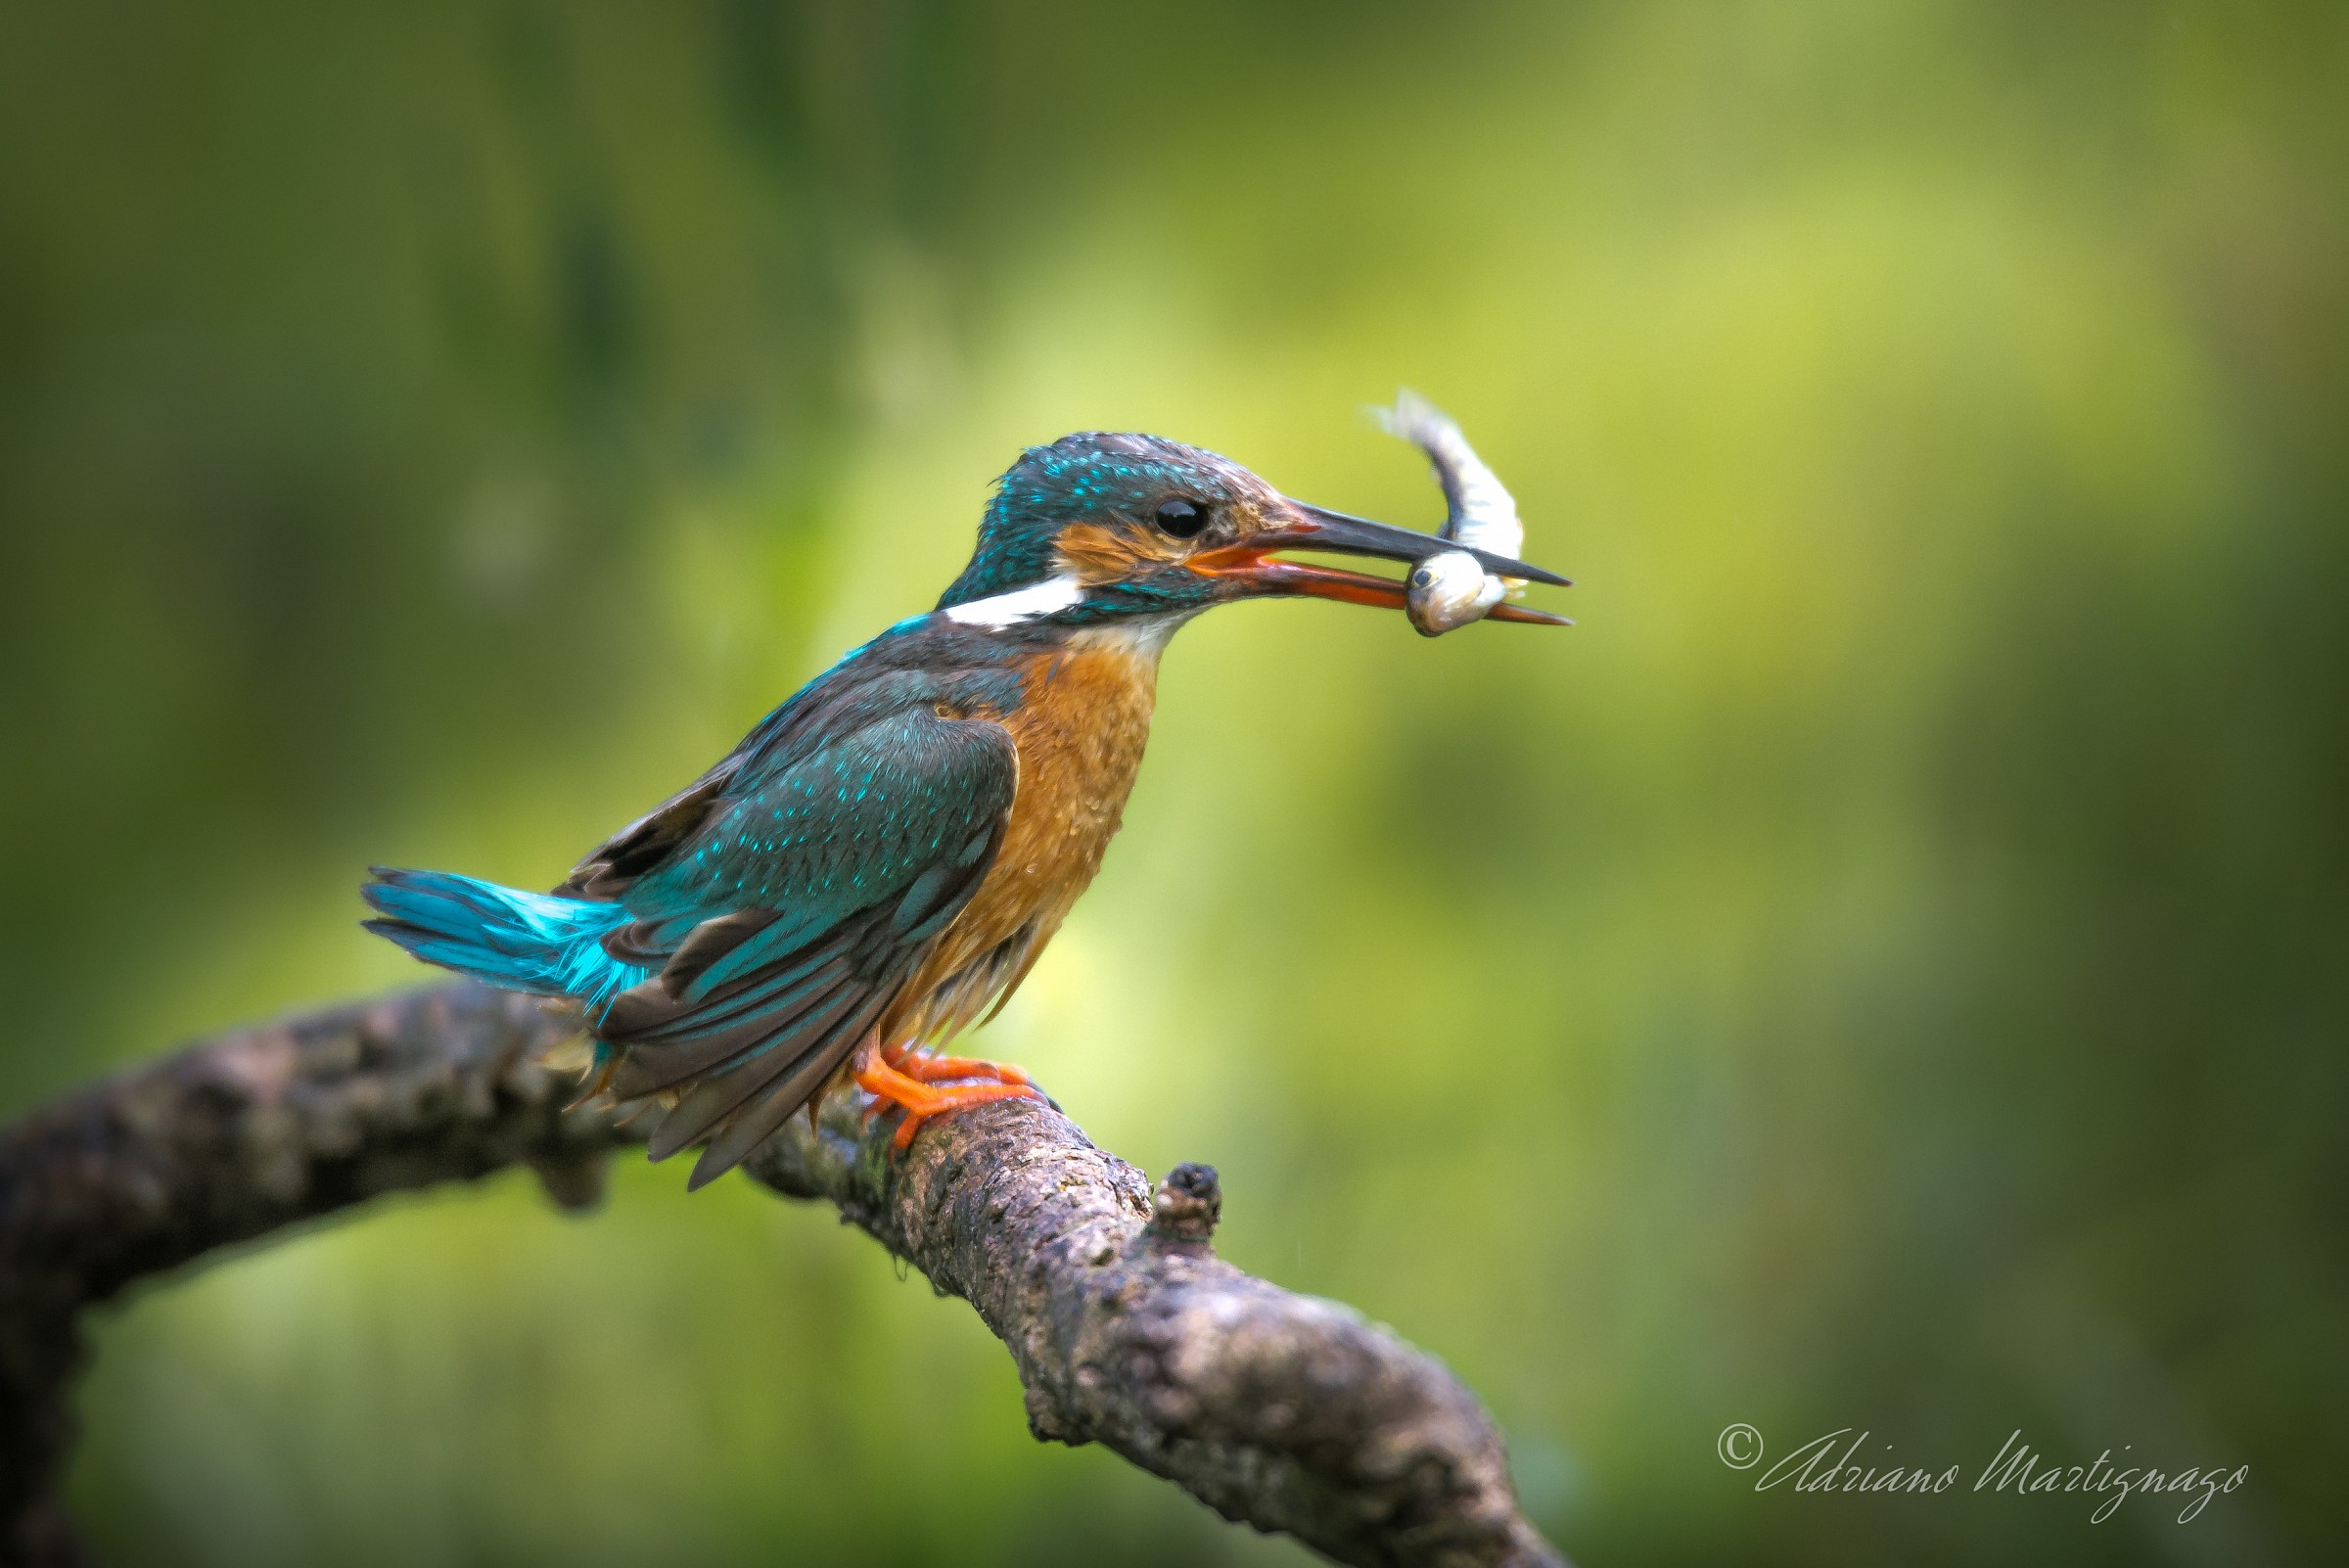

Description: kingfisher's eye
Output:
[1153,498,1209,538]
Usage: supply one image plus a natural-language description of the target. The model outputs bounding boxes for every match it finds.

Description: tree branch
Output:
[0,983,1565,1568]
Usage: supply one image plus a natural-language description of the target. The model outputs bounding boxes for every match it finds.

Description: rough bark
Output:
[0,983,1564,1568]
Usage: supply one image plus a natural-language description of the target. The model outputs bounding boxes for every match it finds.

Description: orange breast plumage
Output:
[885,628,1164,1044]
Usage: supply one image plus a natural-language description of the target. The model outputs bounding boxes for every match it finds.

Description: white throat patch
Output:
[942,573,1087,629]
[1070,608,1200,660]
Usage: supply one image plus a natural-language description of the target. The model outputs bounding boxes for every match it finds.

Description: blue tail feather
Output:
[362,867,648,1015]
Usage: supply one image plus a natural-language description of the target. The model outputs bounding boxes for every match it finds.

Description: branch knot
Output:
[1145,1161,1221,1247]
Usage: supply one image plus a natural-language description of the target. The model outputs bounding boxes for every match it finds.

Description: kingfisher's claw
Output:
[889,1049,1032,1087]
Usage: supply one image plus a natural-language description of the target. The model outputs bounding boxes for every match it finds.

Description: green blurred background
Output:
[3,2,2342,1563]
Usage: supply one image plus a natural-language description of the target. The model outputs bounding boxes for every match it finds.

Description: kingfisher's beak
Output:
[1188,501,1574,623]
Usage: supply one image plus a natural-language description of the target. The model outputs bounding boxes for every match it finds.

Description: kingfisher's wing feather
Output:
[557,759,742,899]
[685,986,898,1189]
[589,704,1018,1183]
[641,972,872,1165]
[616,704,1016,944]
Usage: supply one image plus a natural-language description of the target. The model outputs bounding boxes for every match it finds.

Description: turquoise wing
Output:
[580,705,1017,1187]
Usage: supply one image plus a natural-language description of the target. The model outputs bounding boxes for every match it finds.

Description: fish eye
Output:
[1153,498,1209,538]
[1410,566,1435,588]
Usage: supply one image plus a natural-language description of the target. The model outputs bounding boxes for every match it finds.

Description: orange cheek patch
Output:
[1055,522,1181,584]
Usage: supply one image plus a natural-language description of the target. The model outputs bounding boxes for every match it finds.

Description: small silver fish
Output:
[1371,391,1528,637]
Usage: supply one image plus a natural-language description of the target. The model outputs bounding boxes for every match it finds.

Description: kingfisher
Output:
[364,432,1569,1188]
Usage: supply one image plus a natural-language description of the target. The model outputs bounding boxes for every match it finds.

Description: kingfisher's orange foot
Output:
[854,1043,1041,1151]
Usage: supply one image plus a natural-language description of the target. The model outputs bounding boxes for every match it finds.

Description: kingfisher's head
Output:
[933,431,1567,638]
